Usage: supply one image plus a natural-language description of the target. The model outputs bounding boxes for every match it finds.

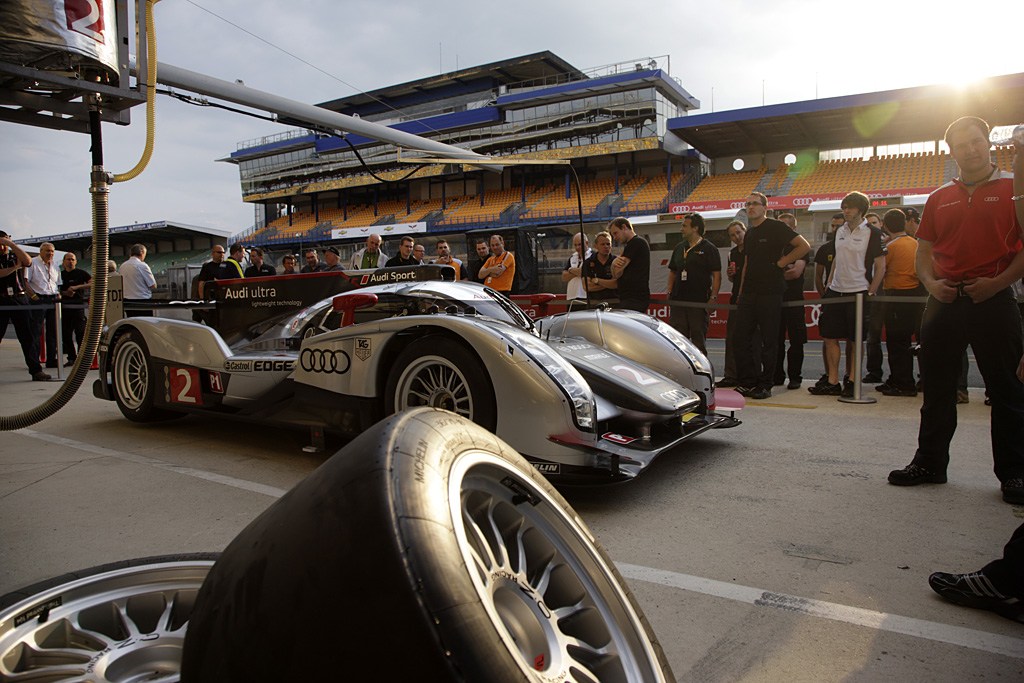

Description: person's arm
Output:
[710,270,722,301]
[868,255,886,296]
[777,235,810,269]
[783,258,806,280]
[1014,137,1023,228]
[611,255,630,279]
[666,269,677,297]
[561,257,577,283]
[814,264,826,297]
[0,238,30,277]
[916,239,957,303]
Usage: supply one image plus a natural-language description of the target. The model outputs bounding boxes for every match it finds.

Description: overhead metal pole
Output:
[135,58,501,171]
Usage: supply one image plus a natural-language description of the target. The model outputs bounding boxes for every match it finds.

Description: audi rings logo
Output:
[792,197,813,206]
[300,348,351,374]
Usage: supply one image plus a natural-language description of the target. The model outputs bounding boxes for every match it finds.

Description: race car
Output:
[94,266,733,483]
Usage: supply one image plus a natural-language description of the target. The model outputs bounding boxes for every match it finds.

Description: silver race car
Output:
[94,267,736,483]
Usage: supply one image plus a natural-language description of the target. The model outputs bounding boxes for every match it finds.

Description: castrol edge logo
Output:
[66,0,106,42]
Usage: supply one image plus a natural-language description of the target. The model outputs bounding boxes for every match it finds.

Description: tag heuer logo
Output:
[355,338,372,361]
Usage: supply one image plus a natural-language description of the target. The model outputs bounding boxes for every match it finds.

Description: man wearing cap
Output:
[888,116,1024,505]
[322,247,345,272]
[0,230,49,380]
[24,242,63,367]
[350,234,388,270]
[902,206,921,238]
[244,247,276,277]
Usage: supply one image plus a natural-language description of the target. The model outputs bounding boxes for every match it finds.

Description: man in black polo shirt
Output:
[583,230,618,304]
[733,193,811,399]
[244,247,276,277]
[386,237,419,267]
[609,217,650,313]
[59,252,90,366]
[666,213,721,355]
[0,230,49,380]
[774,213,809,389]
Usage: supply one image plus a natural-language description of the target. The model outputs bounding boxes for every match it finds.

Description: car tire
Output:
[385,334,497,431]
[181,408,673,682]
[110,329,178,422]
[0,554,219,682]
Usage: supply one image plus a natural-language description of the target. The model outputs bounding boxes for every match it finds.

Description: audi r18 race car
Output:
[94,266,735,483]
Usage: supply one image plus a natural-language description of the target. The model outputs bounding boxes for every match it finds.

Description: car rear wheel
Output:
[181,409,673,682]
[385,335,497,430]
[110,329,177,422]
[0,554,218,683]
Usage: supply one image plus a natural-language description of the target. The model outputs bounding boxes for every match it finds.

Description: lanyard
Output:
[683,238,703,261]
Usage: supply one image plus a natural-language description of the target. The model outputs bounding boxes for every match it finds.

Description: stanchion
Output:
[839,291,876,405]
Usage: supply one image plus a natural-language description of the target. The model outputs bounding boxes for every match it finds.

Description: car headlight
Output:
[508,332,596,432]
[653,319,712,375]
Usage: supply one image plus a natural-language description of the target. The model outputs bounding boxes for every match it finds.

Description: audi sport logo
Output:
[300,348,351,374]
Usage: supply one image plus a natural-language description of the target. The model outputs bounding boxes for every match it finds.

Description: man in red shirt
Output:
[889,116,1024,504]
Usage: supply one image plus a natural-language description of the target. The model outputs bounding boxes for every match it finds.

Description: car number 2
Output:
[170,367,203,405]
[609,364,658,385]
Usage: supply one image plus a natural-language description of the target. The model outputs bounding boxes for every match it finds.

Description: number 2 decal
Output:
[170,367,202,405]
[609,364,658,385]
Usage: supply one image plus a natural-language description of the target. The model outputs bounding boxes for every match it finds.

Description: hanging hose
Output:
[113,0,161,183]
[1,1,160,430]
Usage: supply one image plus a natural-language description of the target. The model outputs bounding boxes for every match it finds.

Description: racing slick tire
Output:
[0,554,219,682]
[110,329,179,422]
[180,408,673,682]
[385,334,497,431]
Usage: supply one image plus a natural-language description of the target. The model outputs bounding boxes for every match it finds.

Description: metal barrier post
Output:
[839,291,876,405]
[54,298,64,381]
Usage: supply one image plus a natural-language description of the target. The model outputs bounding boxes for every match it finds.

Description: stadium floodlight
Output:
[133,57,502,172]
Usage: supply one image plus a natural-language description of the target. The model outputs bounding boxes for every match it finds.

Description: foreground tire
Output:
[0,554,218,682]
[385,335,497,430]
[181,408,672,682]
[110,329,178,422]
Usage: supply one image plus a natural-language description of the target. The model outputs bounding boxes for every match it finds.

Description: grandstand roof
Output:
[20,220,234,253]
[317,51,584,117]
[667,72,1024,158]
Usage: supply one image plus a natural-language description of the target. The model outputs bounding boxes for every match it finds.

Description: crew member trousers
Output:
[913,289,1024,482]
[733,292,782,390]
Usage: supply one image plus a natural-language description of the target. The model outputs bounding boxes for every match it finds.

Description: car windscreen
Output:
[404,286,534,330]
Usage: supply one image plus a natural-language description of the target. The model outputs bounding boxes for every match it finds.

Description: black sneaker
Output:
[32,371,51,381]
[888,463,947,486]
[747,386,772,400]
[808,381,842,396]
[735,386,756,396]
[875,381,892,392]
[787,379,802,390]
[863,373,883,384]
[1002,478,1024,505]
[928,571,1024,623]
[881,385,918,397]
[840,379,855,398]
[717,377,739,388]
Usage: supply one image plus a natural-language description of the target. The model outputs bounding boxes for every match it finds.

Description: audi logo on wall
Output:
[791,197,813,206]
[300,348,351,374]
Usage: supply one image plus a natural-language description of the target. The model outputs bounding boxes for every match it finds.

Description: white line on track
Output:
[618,563,1024,659]
[16,428,289,499]
[17,429,1023,659]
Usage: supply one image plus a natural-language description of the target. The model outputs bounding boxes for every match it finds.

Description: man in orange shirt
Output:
[877,209,923,396]
[479,234,516,293]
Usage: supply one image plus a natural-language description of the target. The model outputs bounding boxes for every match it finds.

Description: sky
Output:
[2,0,1022,241]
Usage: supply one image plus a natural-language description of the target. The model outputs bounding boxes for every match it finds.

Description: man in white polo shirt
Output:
[809,191,886,397]
[24,242,62,368]
[119,243,157,316]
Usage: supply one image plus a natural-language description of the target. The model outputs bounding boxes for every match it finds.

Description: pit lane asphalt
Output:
[1,344,1021,681]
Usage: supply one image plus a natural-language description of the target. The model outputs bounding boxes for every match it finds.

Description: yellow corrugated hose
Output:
[113,0,161,183]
